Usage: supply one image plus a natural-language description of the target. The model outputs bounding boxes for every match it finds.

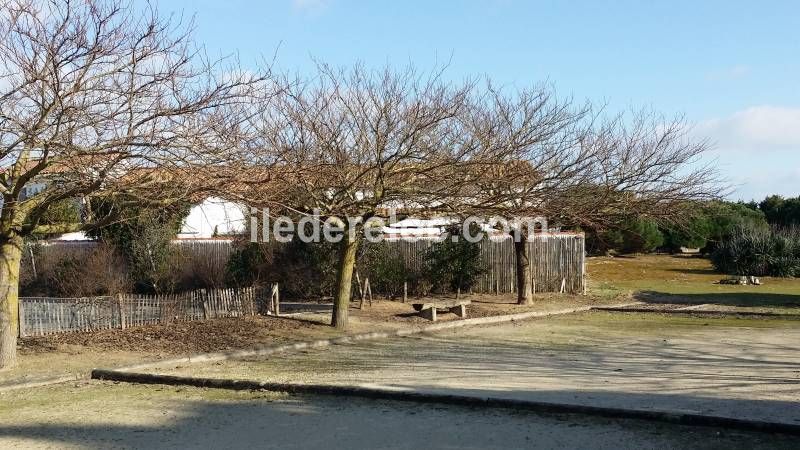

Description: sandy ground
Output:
[153,311,800,426]
[0,381,792,449]
[4,293,612,387]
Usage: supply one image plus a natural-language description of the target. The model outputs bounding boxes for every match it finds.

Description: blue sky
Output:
[156,0,800,201]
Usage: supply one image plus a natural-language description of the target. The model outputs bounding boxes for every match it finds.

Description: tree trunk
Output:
[514,236,532,305]
[332,235,359,330]
[0,236,23,369]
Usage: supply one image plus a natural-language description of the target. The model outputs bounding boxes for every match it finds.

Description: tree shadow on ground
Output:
[665,267,719,276]
[635,291,800,307]
[0,390,794,449]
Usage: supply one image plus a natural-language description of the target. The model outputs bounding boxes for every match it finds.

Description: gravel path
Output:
[154,311,800,426]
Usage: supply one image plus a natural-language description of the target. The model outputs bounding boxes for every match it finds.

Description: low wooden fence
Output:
[19,286,260,337]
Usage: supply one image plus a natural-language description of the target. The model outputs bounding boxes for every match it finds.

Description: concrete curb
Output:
[0,374,85,393]
[91,369,800,436]
[109,302,642,372]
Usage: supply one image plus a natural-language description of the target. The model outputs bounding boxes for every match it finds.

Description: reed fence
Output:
[24,233,585,297]
[379,233,586,294]
[19,286,259,337]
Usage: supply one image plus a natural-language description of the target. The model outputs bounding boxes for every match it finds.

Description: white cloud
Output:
[696,106,800,200]
[291,0,330,14]
[697,105,800,153]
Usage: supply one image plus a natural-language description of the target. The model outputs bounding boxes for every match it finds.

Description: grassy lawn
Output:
[588,254,800,310]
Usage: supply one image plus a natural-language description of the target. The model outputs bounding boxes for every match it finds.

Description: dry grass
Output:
[588,255,800,311]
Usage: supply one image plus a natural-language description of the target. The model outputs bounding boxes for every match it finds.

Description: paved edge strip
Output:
[0,374,85,393]
[108,302,642,372]
[90,369,800,436]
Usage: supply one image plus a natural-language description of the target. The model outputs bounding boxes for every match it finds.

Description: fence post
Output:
[275,283,280,316]
[116,293,126,330]
[17,298,25,338]
[403,281,407,303]
[200,288,209,320]
[270,283,280,316]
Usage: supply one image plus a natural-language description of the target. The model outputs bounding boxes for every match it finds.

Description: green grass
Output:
[0,381,286,418]
[588,255,800,309]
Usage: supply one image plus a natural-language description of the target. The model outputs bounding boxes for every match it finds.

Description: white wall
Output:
[178,197,247,239]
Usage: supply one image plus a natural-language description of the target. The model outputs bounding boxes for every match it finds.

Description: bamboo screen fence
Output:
[24,234,585,297]
[19,287,258,337]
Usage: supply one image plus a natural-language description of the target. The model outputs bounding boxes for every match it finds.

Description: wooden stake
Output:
[403,281,407,303]
[355,270,365,304]
[365,277,373,307]
[17,298,25,338]
[117,293,126,330]
[271,283,280,316]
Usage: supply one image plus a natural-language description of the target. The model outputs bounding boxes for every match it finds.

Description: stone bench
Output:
[411,299,471,321]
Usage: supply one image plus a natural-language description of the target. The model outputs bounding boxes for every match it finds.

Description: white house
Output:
[177,197,247,239]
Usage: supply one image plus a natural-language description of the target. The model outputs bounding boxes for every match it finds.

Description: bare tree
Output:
[450,85,592,304]
[229,64,479,329]
[463,99,723,304]
[0,0,268,368]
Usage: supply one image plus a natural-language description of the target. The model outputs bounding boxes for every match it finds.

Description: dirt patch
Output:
[345,292,621,324]
[19,315,338,356]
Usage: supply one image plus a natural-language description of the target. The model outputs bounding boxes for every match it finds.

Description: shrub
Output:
[583,217,663,255]
[87,198,189,294]
[710,226,800,277]
[43,244,129,297]
[662,215,713,251]
[423,225,484,293]
[358,241,410,298]
[225,238,338,299]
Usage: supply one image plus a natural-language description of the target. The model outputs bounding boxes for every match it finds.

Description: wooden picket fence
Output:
[18,286,261,337]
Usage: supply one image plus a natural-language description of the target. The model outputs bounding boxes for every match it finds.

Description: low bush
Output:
[41,244,129,297]
[225,238,339,299]
[423,225,485,293]
[710,226,800,277]
[358,241,411,298]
